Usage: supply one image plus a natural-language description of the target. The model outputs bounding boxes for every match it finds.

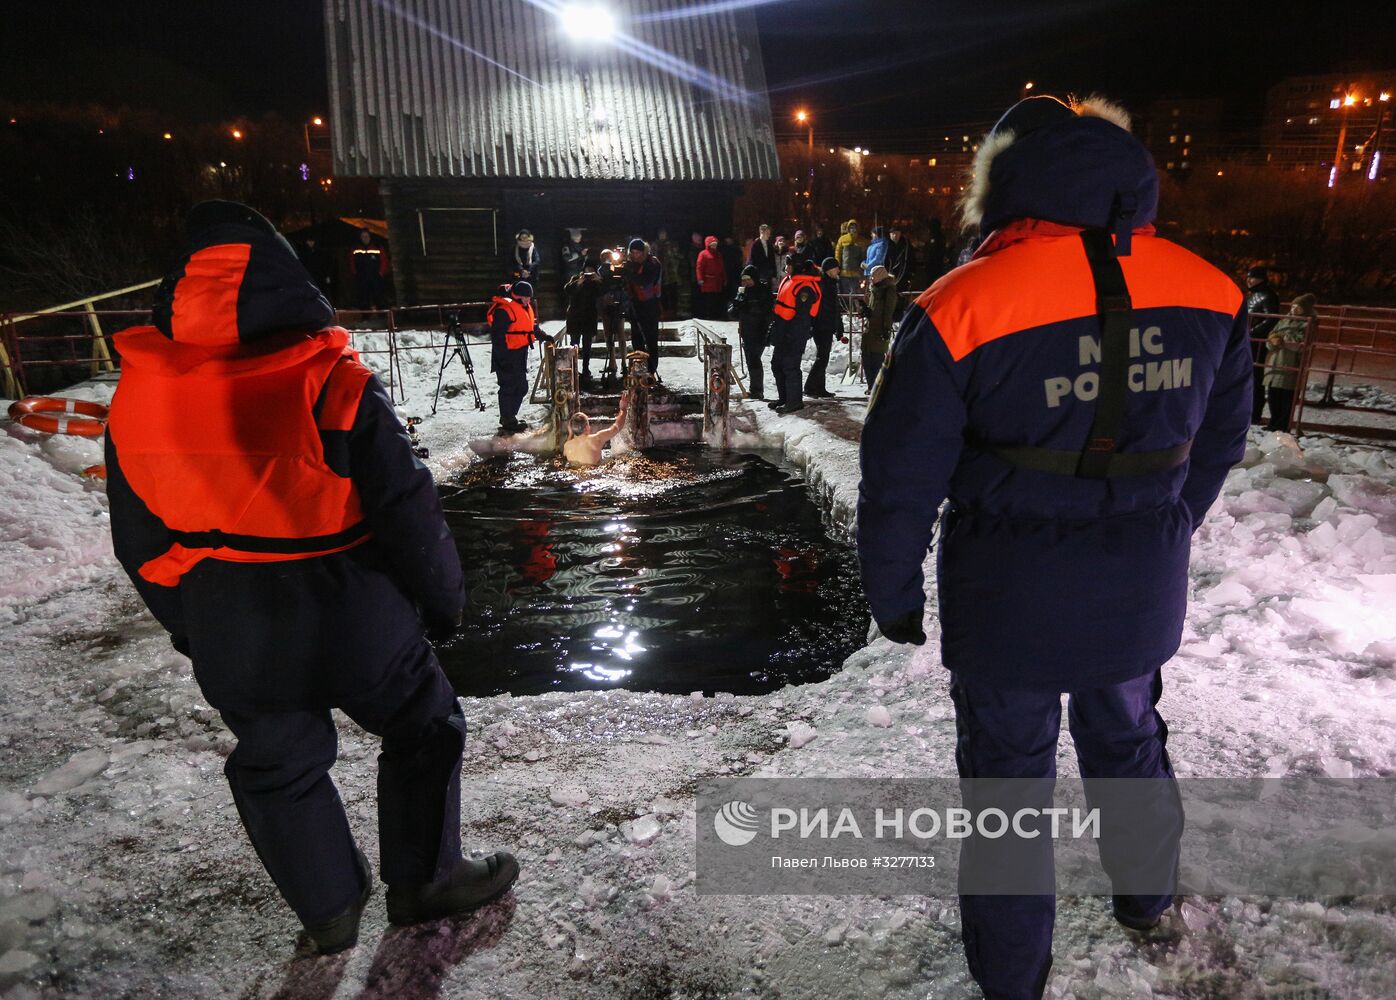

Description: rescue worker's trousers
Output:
[949,668,1181,1000]
[738,314,768,398]
[630,303,662,373]
[218,638,466,925]
[493,346,528,421]
[804,327,834,395]
[770,326,810,406]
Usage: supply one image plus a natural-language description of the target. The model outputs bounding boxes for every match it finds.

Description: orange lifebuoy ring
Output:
[7,396,109,437]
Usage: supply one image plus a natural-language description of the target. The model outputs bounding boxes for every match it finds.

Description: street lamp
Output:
[559,2,617,42]
[231,128,244,140]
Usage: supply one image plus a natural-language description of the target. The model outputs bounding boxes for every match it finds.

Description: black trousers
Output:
[1250,344,1268,423]
[1266,385,1295,433]
[770,326,810,406]
[219,638,465,925]
[493,346,528,421]
[804,327,834,394]
[738,315,767,398]
[630,303,662,372]
[951,669,1181,1000]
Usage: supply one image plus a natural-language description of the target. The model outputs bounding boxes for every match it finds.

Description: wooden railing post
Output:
[84,302,116,375]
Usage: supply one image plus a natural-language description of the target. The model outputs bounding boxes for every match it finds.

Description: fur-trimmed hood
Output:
[959,96,1158,238]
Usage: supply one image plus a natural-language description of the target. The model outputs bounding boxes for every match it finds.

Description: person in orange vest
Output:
[489,280,545,433]
[767,259,823,413]
[105,201,519,955]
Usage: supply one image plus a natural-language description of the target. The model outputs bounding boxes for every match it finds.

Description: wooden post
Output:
[0,317,22,399]
[703,340,733,449]
[549,345,580,453]
[84,303,116,375]
[624,351,653,449]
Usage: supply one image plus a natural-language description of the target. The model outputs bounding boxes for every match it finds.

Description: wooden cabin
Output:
[324,0,780,313]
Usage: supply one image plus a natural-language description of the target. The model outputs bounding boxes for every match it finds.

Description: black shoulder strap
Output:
[1076,228,1133,479]
[971,227,1194,480]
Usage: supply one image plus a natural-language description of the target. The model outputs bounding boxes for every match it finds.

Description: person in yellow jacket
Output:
[835,219,866,295]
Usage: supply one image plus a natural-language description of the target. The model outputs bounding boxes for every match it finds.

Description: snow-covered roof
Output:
[325,0,780,183]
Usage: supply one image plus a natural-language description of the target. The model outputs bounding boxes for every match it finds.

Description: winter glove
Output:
[879,611,926,646]
[425,611,463,645]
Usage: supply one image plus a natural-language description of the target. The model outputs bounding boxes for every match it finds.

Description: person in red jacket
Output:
[106,201,519,955]
[694,235,728,319]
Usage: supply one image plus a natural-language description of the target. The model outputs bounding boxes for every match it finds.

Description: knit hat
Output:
[627,238,647,253]
[511,281,534,298]
[740,264,759,280]
[821,256,839,272]
[1247,265,1269,281]
[1291,292,1318,316]
[803,259,824,275]
[868,265,890,283]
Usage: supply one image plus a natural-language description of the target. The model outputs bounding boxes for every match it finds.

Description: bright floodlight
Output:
[560,3,617,42]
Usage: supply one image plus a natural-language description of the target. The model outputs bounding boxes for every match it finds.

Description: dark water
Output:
[436,447,869,696]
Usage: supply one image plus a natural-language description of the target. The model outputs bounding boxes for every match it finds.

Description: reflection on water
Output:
[437,448,870,695]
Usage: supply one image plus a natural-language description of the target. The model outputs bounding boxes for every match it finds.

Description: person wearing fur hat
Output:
[1263,292,1316,433]
[506,229,540,287]
[1244,265,1282,424]
[857,95,1253,999]
[107,201,518,954]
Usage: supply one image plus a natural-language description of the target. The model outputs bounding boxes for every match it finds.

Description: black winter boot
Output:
[302,848,373,955]
[385,852,520,926]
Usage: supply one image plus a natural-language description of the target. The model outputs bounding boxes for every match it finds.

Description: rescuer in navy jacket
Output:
[857,99,1252,999]
[106,201,518,955]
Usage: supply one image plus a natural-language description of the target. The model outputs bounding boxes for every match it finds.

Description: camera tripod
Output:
[431,311,487,415]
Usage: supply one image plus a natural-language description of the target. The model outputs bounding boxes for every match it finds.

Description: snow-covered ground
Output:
[2,321,1395,999]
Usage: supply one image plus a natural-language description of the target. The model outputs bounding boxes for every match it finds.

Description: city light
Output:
[163,132,173,140]
[1024,81,1034,91]
[559,2,617,42]
[311,116,324,126]
[231,128,244,140]
[1343,94,1357,107]
[1328,165,1338,188]
[1371,151,1382,181]
[795,109,807,123]
[1381,92,1392,103]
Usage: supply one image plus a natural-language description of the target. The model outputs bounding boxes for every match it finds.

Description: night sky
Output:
[3,1,1392,148]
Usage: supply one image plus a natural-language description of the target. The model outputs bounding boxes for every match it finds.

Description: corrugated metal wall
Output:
[325,0,780,182]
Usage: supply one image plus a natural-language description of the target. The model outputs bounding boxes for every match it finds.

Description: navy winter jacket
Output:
[857,111,1252,689]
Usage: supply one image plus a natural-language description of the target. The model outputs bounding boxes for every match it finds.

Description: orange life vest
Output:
[773,274,823,321]
[488,296,537,350]
[108,324,373,587]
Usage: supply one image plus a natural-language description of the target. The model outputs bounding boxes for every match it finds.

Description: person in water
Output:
[562,393,629,466]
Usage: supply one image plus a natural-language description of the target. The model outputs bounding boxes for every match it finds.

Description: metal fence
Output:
[5,293,1396,441]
